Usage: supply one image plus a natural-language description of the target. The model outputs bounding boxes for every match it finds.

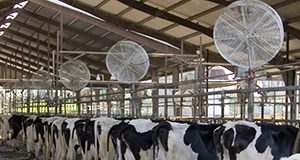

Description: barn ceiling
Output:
[0,0,299,81]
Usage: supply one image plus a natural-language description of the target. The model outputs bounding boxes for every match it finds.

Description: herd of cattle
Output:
[1,114,300,160]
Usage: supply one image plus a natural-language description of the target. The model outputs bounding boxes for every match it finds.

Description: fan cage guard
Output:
[59,60,90,91]
[31,70,53,89]
[106,40,150,83]
[213,0,284,69]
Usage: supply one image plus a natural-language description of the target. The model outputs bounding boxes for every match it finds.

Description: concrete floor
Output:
[0,141,29,160]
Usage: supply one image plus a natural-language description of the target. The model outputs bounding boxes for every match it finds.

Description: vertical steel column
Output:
[247,70,255,121]
[47,23,51,114]
[286,32,290,120]
[89,85,93,115]
[273,91,276,120]
[21,47,24,78]
[221,90,225,118]
[59,13,64,115]
[172,67,179,116]
[131,84,136,117]
[164,56,168,118]
[76,90,81,115]
[9,55,11,79]
[55,31,60,114]
[37,32,41,114]
[120,87,125,117]
[261,94,264,119]
[205,49,209,118]
[151,70,159,118]
[27,88,30,114]
[28,40,32,78]
[14,49,17,79]
[4,57,7,79]
[107,84,112,117]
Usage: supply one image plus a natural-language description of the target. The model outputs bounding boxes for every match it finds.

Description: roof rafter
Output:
[0,60,33,78]
[20,9,115,49]
[30,0,183,56]
[118,0,213,38]
[61,0,227,65]
[137,0,191,25]
[0,34,101,77]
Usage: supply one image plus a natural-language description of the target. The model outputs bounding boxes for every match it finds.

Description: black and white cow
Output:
[0,114,12,140]
[214,120,300,160]
[51,117,67,160]
[8,114,28,141]
[61,118,83,160]
[110,119,159,160]
[152,121,220,160]
[94,117,124,160]
[23,115,38,157]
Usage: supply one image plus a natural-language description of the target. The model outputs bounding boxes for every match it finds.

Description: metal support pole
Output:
[76,90,81,115]
[247,70,255,121]
[151,70,159,118]
[164,56,168,118]
[273,91,276,120]
[55,31,60,114]
[261,94,264,120]
[107,85,112,117]
[120,87,125,117]
[172,67,180,117]
[27,88,30,114]
[221,90,225,118]
[205,49,209,118]
[286,32,290,120]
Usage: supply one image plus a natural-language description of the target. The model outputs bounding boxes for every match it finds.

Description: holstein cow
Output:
[51,117,67,160]
[214,120,300,160]
[41,116,62,159]
[72,118,91,160]
[94,117,125,160]
[152,121,220,160]
[0,114,12,140]
[108,119,159,160]
[61,118,84,160]
[8,114,28,141]
[23,115,38,158]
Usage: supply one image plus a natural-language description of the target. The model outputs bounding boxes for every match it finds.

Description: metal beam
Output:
[272,0,300,9]
[137,0,191,25]
[0,42,53,69]
[0,53,37,74]
[118,0,213,38]
[0,61,32,78]
[0,49,38,71]
[11,19,108,55]
[0,35,100,77]
[207,0,233,6]
[158,5,223,33]
[61,0,227,65]
[4,27,106,76]
[30,0,183,56]
[20,9,115,48]
[285,25,300,40]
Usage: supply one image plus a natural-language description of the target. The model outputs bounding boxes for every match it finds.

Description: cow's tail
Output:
[152,124,160,160]
[293,129,300,153]
[152,121,172,160]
